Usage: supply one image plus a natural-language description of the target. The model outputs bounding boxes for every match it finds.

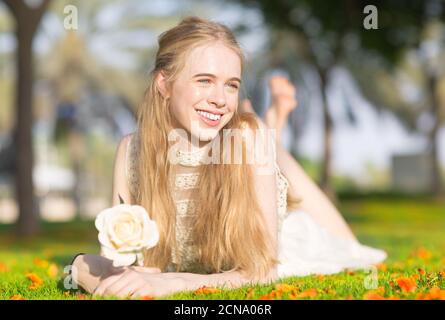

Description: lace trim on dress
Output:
[175,199,198,217]
[126,134,140,199]
[174,173,200,190]
[276,166,290,231]
[175,147,209,167]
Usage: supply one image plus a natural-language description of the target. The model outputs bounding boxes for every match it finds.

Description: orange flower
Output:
[412,247,432,260]
[323,287,336,295]
[396,276,417,293]
[47,264,59,278]
[428,288,445,300]
[374,287,385,294]
[376,263,387,271]
[363,287,386,300]
[289,288,318,300]
[439,271,445,278]
[259,290,282,300]
[288,292,298,300]
[417,268,426,276]
[363,291,385,300]
[33,258,49,268]
[297,288,318,299]
[26,272,43,290]
[141,296,155,300]
[10,294,26,300]
[275,283,298,293]
[75,293,88,300]
[194,286,221,295]
[416,287,445,300]
[0,262,9,273]
[245,288,255,299]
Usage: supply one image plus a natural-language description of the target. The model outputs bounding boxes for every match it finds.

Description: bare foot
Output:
[239,99,255,114]
[265,76,298,142]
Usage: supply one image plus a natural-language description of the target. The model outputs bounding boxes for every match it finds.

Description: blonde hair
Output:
[135,16,299,280]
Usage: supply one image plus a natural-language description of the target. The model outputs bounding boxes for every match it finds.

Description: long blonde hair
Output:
[135,16,298,280]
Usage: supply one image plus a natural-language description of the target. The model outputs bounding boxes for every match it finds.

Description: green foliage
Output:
[0,196,443,300]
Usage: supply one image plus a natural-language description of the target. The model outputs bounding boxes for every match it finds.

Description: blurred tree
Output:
[350,19,445,199]
[39,0,186,218]
[2,0,51,235]
[238,0,367,200]
[240,0,444,199]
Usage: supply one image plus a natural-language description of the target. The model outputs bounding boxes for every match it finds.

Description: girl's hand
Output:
[93,268,187,299]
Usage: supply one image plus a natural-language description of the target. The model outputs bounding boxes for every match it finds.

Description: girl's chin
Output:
[197,129,219,142]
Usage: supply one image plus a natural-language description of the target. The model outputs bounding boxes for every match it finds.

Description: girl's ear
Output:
[155,71,171,99]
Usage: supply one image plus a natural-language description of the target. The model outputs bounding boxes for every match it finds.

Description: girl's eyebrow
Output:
[193,73,241,83]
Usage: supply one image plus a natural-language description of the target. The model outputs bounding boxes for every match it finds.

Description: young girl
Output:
[71,16,387,298]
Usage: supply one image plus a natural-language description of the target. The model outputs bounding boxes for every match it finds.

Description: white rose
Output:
[95,204,159,267]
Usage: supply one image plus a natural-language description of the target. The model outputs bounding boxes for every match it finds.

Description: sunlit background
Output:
[0,0,444,232]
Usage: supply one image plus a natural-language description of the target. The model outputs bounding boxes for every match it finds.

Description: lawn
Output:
[0,195,444,300]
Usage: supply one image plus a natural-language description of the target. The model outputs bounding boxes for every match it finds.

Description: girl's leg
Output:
[264,105,358,241]
[274,143,358,242]
[240,74,359,242]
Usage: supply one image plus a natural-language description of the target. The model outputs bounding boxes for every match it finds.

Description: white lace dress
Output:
[126,133,387,278]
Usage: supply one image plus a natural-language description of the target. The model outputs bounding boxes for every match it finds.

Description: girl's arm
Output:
[111,134,134,205]
[70,135,138,293]
[91,266,277,298]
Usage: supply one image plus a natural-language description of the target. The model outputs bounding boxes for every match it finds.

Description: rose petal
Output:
[98,231,114,249]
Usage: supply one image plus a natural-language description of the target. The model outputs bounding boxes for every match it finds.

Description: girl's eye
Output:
[198,79,211,84]
[228,83,239,89]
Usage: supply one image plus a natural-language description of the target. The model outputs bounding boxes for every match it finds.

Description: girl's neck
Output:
[175,129,213,153]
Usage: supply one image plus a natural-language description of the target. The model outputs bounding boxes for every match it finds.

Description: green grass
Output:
[0,196,444,300]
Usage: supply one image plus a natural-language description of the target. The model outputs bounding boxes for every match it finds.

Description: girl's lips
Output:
[195,110,222,127]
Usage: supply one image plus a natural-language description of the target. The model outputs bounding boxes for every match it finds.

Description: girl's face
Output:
[159,42,242,145]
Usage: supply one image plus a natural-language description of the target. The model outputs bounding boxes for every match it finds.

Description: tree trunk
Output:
[319,69,336,202]
[14,12,39,236]
[4,0,51,235]
[427,74,443,199]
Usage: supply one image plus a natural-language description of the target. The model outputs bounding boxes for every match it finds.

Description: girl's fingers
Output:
[130,286,155,299]
[102,273,136,297]
[130,266,161,273]
[115,282,144,299]
[94,272,128,296]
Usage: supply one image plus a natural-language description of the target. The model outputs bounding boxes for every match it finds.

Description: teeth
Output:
[197,110,221,121]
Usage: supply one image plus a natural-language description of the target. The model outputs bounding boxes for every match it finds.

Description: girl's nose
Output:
[207,85,226,108]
